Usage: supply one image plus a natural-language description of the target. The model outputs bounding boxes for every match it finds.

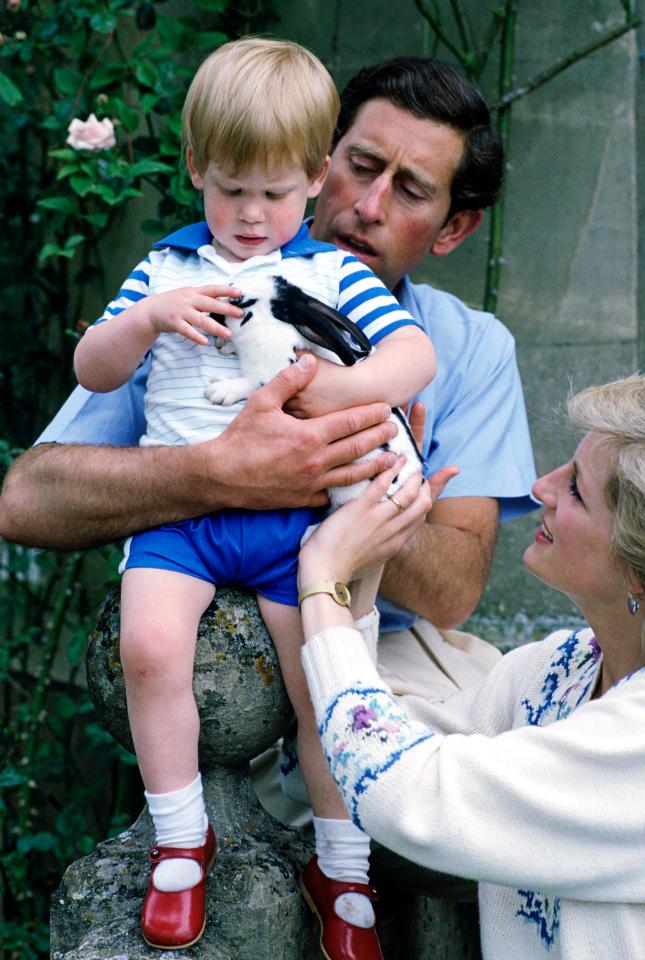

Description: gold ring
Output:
[387,494,404,513]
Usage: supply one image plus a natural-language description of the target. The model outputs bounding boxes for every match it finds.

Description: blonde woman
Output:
[298,375,645,959]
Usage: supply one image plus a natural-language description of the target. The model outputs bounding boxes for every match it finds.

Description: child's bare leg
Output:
[258,596,377,931]
[121,568,215,791]
[257,596,346,818]
[121,568,215,895]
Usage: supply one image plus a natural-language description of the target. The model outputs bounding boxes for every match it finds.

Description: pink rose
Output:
[66,114,116,151]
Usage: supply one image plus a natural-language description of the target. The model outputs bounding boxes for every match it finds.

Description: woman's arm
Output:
[302,631,645,903]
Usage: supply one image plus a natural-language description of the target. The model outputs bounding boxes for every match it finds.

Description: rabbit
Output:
[204,273,424,508]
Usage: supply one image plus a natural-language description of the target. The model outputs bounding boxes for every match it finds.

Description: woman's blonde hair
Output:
[182,37,339,177]
[568,374,645,591]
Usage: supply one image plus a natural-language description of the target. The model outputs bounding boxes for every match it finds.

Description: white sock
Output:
[145,774,208,893]
[313,816,375,929]
[354,607,380,664]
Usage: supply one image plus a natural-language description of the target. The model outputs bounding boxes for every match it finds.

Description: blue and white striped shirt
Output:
[96,221,419,447]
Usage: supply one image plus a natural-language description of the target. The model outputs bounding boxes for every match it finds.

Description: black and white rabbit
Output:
[204,274,424,507]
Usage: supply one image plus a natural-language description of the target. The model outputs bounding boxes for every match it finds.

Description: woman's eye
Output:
[568,473,582,502]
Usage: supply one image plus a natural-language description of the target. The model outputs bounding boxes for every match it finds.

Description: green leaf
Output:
[127,158,175,177]
[66,233,85,245]
[38,235,84,262]
[134,61,157,89]
[37,197,78,215]
[49,148,77,160]
[119,105,141,133]
[139,92,159,113]
[0,72,23,107]
[89,183,116,203]
[70,176,94,196]
[53,67,82,96]
[57,163,81,181]
[83,211,109,228]
[88,61,127,89]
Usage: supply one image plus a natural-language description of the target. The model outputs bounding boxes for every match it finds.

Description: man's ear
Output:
[431,209,483,257]
[186,148,204,190]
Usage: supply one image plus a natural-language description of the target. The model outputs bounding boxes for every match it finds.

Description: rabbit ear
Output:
[269,276,371,366]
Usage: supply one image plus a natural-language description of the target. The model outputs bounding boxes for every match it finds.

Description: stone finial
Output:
[86,584,294,768]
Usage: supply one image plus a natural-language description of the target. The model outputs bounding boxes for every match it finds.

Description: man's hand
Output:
[212,354,399,508]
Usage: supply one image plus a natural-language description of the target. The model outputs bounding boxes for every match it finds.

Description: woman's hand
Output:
[298,460,458,588]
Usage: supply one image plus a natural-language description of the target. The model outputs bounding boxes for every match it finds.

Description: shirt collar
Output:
[153,221,337,258]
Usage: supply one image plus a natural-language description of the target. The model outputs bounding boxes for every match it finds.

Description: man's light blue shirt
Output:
[38,243,537,632]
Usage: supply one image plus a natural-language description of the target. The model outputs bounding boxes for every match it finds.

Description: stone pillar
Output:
[50,585,480,960]
[50,586,320,960]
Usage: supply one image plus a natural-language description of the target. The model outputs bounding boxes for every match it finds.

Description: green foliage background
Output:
[0,1,275,955]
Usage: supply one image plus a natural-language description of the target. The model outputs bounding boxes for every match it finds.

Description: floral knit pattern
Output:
[319,684,434,830]
[516,629,601,951]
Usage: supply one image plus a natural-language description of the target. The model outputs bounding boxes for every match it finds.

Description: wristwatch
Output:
[298,580,351,608]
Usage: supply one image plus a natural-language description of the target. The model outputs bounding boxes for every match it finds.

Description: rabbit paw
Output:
[204,377,253,406]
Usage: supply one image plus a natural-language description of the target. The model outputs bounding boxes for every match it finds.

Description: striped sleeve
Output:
[337,254,421,345]
[94,255,154,325]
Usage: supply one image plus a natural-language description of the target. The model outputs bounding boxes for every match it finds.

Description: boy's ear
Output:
[307,156,330,200]
[431,209,483,257]
[186,148,204,190]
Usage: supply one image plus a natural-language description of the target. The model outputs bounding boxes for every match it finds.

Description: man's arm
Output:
[0,356,397,550]
[378,495,498,629]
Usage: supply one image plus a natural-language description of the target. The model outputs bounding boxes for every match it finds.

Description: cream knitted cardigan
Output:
[302,625,645,959]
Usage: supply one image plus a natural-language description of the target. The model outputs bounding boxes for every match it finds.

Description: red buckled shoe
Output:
[300,855,383,960]
[141,824,217,949]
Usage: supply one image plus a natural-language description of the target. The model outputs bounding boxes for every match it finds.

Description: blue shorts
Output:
[121,507,325,607]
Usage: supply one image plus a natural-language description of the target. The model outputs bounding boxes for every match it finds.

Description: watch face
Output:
[333,582,351,606]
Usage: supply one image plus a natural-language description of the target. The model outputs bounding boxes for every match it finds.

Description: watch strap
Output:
[298,580,351,607]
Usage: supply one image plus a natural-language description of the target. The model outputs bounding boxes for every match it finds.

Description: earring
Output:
[628,593,642,616]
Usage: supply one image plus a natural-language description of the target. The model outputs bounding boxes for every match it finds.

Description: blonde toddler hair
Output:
[182,37,339,177]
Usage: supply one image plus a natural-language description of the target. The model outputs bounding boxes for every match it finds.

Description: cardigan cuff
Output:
[301,626,385,722]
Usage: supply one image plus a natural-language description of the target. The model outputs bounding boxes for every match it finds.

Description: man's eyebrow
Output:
[344,141,438,198]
